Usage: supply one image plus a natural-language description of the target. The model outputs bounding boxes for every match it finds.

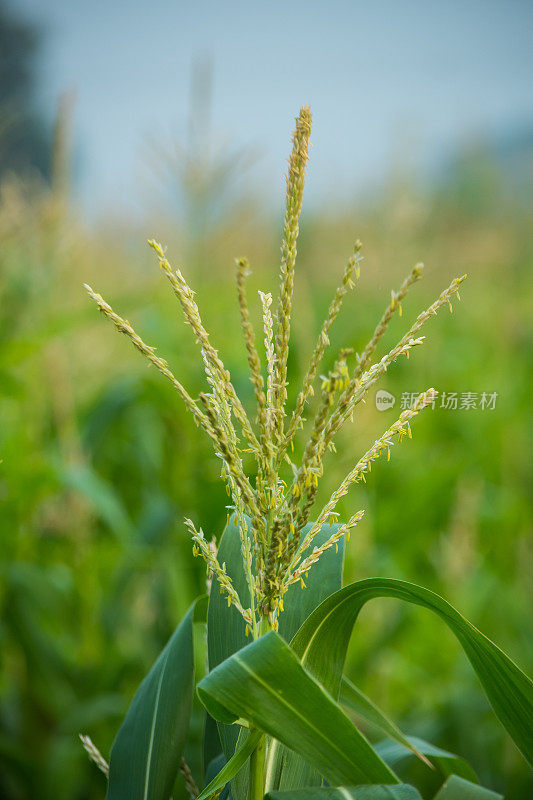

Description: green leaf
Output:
[278,521,345,642]
[265,785,423,799]
[207,516,253,770]
[433,775,503,799]
[207,516,345,792]
[207,516,344,670]
[375,737,477,784]
[204,753,226,789]
[197,729,263,800]
[268,521,346,792]
[290,578,533,765]
[339,677,429,766]
[198,630,399,787]
[207,517,251,672]
[106,596,207,800]
[203,711,224,782]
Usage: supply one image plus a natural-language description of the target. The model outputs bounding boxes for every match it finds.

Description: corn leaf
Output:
[204,753,226,789]
[203,711,224,784]
[106,596,207,800]
[196,729,263,800]
[375,737,477,784]
[206,516,344,780]
[339,677,429,765]
[265,786,423,799]
[207,517,251,674]
[433,775,503,799]
[278,521,345,642]
[266,521,345,792]
[198,630,399,786]
[290,578,533,766]
[207,517,344,672]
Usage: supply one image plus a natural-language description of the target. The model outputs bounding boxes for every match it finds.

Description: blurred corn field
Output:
[0,93,532,800]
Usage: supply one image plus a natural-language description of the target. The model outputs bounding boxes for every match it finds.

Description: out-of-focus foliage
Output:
[0,135,532,800]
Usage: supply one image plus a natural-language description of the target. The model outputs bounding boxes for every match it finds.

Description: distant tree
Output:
[0,2,51,181]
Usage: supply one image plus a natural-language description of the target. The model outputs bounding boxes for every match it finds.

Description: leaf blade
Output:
[198,631,399,787]
[197,729,263,800]
[207,517,345,794]
[269,521,346,792]
[339,677,430,766]
[265,785,423,799]
[375,737,477,784]
[433,775,503,799]
[290,578,533,766]
[106,596,207,800]
[278,521,345,642]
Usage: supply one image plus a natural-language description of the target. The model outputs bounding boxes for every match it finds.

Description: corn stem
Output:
[248,729,266,800]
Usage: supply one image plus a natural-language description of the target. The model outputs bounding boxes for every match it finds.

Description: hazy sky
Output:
[15,0,533,219]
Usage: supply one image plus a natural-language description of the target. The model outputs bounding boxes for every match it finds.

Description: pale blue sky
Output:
[15,0,533,219]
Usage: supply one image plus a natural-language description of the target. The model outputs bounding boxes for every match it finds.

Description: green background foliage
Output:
[0,145,532,800]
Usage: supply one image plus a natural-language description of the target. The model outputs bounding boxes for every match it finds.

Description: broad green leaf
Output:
[198,630,399,787]
[207,516,254,770]
[340,677,429,765]
[207,516,344,670]
[266,786,423,799]
[290,578,533,765]
[267,521,346,792]
[196,729,262,800]
[204,753,226,788]
[207,517,251,673]
[203,711,223,782]
[375,737,477,784]
[278,521,345,642]
[106,596,207,800]
[433,775,503,799]
[207,516,344,793]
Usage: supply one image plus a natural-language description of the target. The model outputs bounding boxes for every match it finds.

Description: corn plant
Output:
[83,107,532,800]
